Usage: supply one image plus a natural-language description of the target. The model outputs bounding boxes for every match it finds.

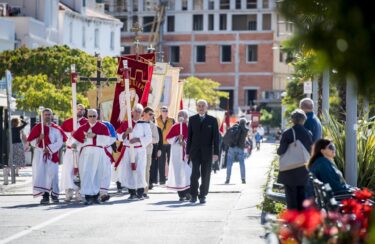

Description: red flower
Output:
[341,199,362,215]
[295,208,323,236]
[280,210,299,223]
[354,188,373,201]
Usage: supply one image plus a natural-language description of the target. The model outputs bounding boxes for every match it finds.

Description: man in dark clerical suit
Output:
[186,100,220,204]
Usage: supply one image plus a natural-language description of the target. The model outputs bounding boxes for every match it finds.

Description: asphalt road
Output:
[0,143,276,244]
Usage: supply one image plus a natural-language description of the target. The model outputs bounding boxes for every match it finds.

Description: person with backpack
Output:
[223,118,249,184]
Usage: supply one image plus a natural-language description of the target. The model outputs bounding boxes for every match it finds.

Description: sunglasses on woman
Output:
[327,144,336,151]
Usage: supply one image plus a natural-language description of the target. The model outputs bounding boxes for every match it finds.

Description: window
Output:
[196,46,206,62]
[279,51,284,62]
[220,0,230,9]
[133,0,138,11]
[193,15,203,31]
[116,0,127,12]
[167,16,175,32]
[94,28,99,48]
[247,45,258,62]
[110,31,115,50]
[166,0,175,10]
[144,0,158,11]
[262,14,271,30]
[245,89,257,106]
[232,15,257,31]
[208,0,215,9]
[170,46,180,63]
[247,0,257,9]
[122,46,131,55]
[208,14,214,30]
[182,0,188,10]
[120,17,127,31]
[221,45,231,62]
[143,16,154,32]
[82,26,86,47]
[132,16,138,26]
[248,15,257,30]
[262,0,269,8]
[193,0,203,10]
[235,0,241,9]
[220,14,227,30]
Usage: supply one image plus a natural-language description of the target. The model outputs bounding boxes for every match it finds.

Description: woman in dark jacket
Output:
[277,109,313,210]
[308,139,352,195]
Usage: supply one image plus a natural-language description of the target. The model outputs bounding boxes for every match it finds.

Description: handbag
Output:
[279,128,310,172]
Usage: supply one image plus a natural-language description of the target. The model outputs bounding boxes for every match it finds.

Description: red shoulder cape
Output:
[72,121,110,143]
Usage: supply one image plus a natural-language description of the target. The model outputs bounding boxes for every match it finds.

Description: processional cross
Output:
[78,53,118,118]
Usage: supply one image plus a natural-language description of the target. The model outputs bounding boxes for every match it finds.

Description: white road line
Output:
[0,207,86,244]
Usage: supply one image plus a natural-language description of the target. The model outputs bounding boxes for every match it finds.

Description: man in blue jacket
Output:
[300,98,322,143]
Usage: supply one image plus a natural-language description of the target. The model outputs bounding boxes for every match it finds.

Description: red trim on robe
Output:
[72,121,110,143]
[27,123,67,163]
[61,117,88,132]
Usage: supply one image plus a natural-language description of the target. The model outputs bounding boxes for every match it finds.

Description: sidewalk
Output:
[0,166,33,194]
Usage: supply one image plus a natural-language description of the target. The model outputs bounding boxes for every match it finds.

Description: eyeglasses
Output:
[88,115,96,118]
[148,113,154,116]
[327,144,336,151]
[161,110,168,112]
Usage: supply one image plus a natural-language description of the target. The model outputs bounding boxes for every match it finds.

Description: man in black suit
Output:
[186,100,220,204]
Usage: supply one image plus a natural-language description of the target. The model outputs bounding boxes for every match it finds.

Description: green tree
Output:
[183,76,229,107]
[0,45,118,119]
[12,75,88,118]
[278,0,375,97]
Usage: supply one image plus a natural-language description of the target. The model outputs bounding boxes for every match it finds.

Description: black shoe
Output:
[116,181,122,193]
[225,179,230,184]
[179,197,185,201]
[149,183,153,190]
[93,198,101,205]
[159,181,165,185]
[190,196,197,203]
[142,193,149,199]
[185,193,192,201]
[128,194,137,200]
[137,195,144,200]
[101,195,110,202]
[40,197,50,205]
[199,197,206,204]
[51,196,59,204]
[242,179,246,184]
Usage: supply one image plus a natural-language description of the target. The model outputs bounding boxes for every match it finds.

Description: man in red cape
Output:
[71,109,111,205]
[27,108,67,205]
[165,110,192,201]
[60,104,88,202]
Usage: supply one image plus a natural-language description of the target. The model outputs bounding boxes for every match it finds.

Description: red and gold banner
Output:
[110,53,155,129]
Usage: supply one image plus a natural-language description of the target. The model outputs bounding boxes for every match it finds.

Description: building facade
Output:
[107,0,293,113]
[0,0,122,56]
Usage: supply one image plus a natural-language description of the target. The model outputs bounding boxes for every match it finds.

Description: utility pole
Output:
[322,69,330,120]
[312,76,319,115]
[345,77,358,186]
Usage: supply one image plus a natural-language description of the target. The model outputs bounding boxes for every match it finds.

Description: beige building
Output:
[104,0,293,114]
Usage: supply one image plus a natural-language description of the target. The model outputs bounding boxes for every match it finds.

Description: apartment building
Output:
[104,0,293,113]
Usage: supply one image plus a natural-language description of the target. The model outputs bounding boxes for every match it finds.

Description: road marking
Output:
[0,207,86,244]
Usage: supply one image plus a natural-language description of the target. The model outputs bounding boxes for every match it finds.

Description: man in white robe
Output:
[27,108,67,204]
[100,121,117,202]
[115,104,152,200]
[142,107,159,199]
[71,109,111,205]
[60,104,88,202]
[166,110,192,201]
